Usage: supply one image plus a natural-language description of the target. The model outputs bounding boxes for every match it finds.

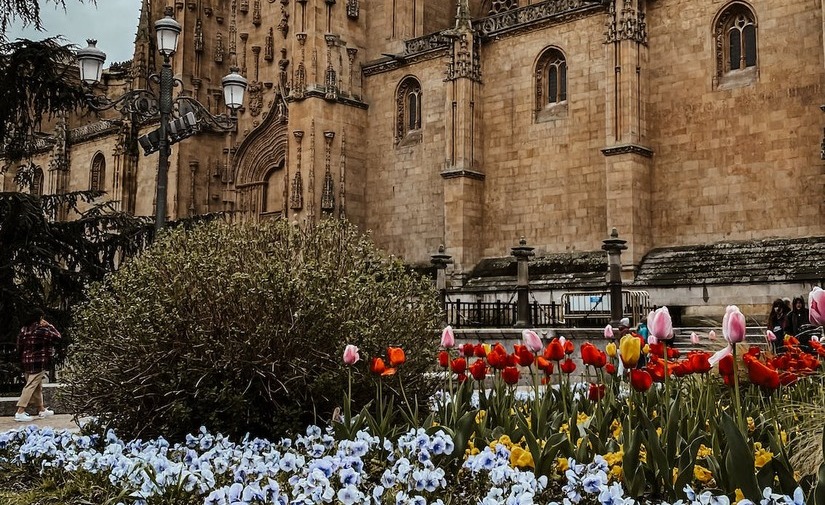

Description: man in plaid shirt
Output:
[14,309,61,422]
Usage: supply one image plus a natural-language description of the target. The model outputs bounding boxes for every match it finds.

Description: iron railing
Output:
[445,299,559,328]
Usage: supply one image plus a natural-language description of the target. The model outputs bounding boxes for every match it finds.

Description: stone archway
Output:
[232,108,288,219]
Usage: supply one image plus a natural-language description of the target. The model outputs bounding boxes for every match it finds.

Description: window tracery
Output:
[90,152,106,192]
[396,76,422,146]
[535,47,567,122]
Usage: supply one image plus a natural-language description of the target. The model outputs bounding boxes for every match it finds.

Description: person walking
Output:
[14,309,61,422]
[767,299,789,352]
[788,296,810,336]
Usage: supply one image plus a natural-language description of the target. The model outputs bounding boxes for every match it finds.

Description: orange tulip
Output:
[388,347,406,367]
[544,340,565,361]
[370,357,386,375]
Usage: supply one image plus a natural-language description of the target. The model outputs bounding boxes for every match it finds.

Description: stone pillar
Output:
[602,0,652,272]
[601,228,627,327]
[511,237,535,328]
[430,245,453,324]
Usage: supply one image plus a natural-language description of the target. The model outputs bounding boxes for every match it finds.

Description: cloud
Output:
[6,0,142,64]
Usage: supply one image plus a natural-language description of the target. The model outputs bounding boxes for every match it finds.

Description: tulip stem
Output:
[731,344,745,436]
[662,341,670,426]
[557,361,568,421]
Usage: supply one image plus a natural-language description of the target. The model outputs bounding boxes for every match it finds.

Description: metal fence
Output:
[445,299,560,328]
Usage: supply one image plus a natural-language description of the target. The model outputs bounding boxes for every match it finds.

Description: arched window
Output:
[396,76,422,146]
[535,47,568,122]
[714,2,757,88]
[90,152,106,192]
[261,161,284,216]
[31,166,43,196]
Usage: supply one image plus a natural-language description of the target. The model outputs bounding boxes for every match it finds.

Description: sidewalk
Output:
[0,414,79,433]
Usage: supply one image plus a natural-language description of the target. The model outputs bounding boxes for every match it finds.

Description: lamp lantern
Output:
[221,68,248,111]
[154,9,182,57]
[76,39,106,85]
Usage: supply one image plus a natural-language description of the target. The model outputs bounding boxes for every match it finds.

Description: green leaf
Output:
[720,411,760,501]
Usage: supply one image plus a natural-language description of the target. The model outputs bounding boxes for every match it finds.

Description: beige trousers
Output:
[16,371,46,409]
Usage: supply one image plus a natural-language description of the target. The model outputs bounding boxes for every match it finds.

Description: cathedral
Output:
[4,0,824,322]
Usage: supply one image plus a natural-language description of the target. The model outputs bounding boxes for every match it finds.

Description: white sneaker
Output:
[38,409,54,418]
[14,412,33,422]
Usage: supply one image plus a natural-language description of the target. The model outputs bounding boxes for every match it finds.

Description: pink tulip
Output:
[441,326,456,348]
[343,344,360,365]
[766,330,776,342]
[648,307,674,340]
[812,335,820,343]
[722,305,746,344]
[604,325,614,338]
[810,287,825,326]
[709,344,732,366]
[708,330,717,340]
[522,329,543,353]
[648,335,658,345]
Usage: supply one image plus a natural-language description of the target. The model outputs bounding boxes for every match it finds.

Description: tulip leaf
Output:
[814,428,825,505]
[721,411,760,501]
[674,436,706,499]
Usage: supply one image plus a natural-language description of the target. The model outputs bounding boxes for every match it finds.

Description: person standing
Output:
[766,299,789,352]
[788,297,810,336]
[14,309,61,422]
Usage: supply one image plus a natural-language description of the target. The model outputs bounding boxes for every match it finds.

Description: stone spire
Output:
[130,0,156,88]
[454,0,472,30]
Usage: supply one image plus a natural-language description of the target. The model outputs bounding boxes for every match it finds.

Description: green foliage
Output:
[0,36,86,162]
[64,218,441,441]
[0,190,154,384]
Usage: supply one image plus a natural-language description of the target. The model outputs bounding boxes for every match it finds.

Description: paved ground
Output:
[0,414,79,433]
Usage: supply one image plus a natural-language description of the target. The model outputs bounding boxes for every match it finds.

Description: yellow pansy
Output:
[560,423,569,434]
[672,468,679,485]
[754,442,773,469]
[556,457,569,472]
[577,412,590,425]
[747,417,755,433]
[610,465,623,480]
[735,489,745,502]
[475,410,487,424]
[510,446,535,469]
[498,435,513,447]
[693,465,713,484]
[604,450,624,466]
[610,419,622,439]
[697,444,713,459]
[781,431,788,445]
[465,440,480,457]
[605,342,617,357]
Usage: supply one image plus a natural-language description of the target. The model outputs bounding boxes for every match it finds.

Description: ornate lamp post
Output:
[76,7,248,232]
[601,228,627,327]
[430,245,453,324]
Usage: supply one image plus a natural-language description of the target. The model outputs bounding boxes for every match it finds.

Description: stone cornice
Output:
[477,1,606,41]
[600,144,654,158]
[68,120,123,144]
[362,48,451,77]
[440,168,486,181]
[286,88,369,109]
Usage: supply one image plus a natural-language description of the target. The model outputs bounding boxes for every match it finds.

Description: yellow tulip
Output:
[510,446,535,469]
[697,444,713,459]
[642,344,650,355]
[619,335,641,367]
[735,489,745,502]
[605,342,617,357]
[556,457,569,472]
[754,443,773,469]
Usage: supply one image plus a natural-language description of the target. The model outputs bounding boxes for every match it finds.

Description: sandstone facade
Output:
[4,0,824,315]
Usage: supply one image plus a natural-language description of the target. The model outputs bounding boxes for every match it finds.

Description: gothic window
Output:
[714,2,757,89]
[535,47,568,122]
[396,76,422,146]
[261,160,284,216]
[31,166,43,196]
[90,153,106,192]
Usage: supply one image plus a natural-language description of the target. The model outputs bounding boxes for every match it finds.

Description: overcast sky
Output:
[6,0,142,64]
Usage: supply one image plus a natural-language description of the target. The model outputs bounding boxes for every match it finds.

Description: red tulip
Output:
[747,359,780,390]
[451,357,467,374]
[515,345,534,367]
[588,383,606,401]
[502,366,520,385]
[536,356,554,375]
[672,361,692,377]
[581,343,600,366]
[718,354,734,376]
[487,344,508,369]
[469,359,488,381]
[629,369,653,392]
[460,343,475,357]
[438,351,449,368]
[563,339,575,355]
[370,357,386,375]
[560,358,576,374]
[605,363,617,375]
[388,347,406,367]
[474,344,487,358]
[544,340,565,361]
[457,372,468,382]
[687,352,712,374]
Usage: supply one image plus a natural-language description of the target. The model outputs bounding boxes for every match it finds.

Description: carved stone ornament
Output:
[195,18,204,52]
[321,131,335,212]
[265,28,274,61]
[446,33,481,82]
[253,0,261,25]
[605,0,647,44]
[214,32,225,63]
[477,0,598,39]
[240,0,249,13]
[290,172,304,209]
[248,80,264,116]
[278,48,290,88]
[346,0,359,19]
[278,4,290,37]
[488,0,517,15]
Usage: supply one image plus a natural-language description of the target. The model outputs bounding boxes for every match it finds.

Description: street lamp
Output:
[601,228,627,327]
[76,7,247,232]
